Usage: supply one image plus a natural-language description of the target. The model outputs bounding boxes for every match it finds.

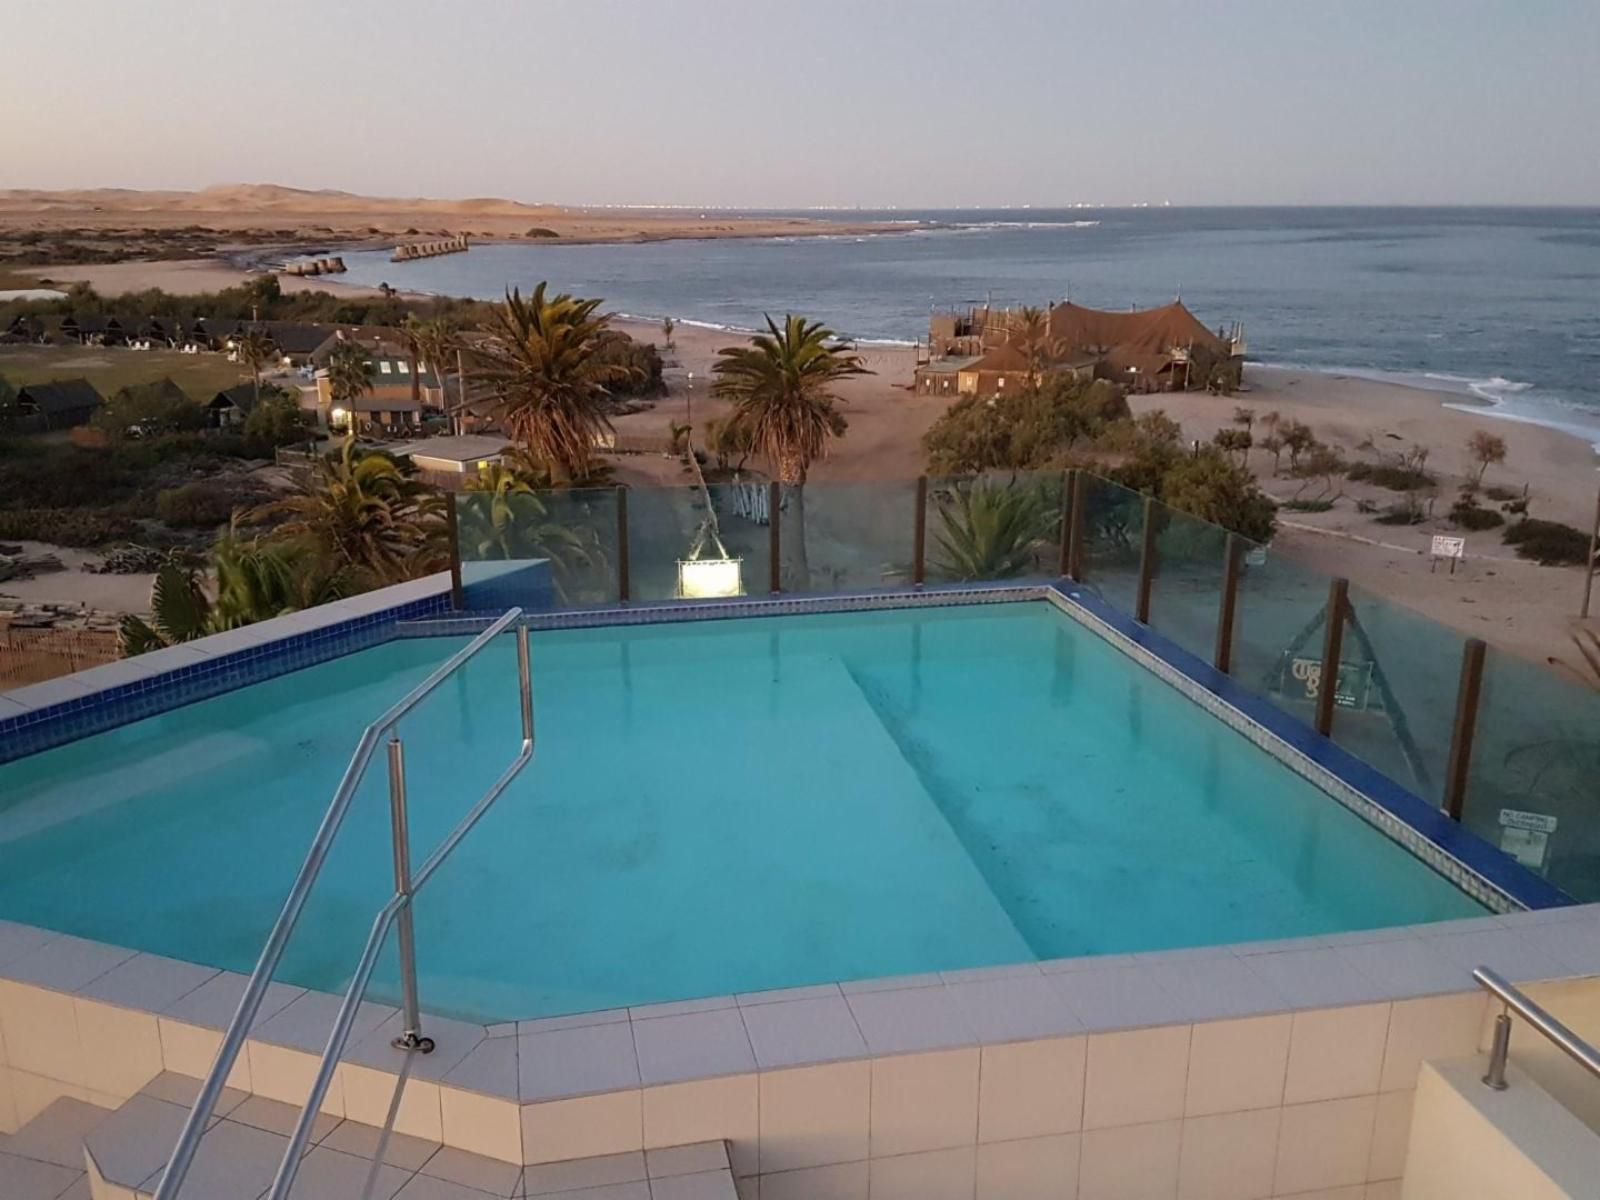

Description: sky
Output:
[4,0,1598,208]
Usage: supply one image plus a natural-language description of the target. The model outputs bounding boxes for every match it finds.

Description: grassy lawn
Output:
[0,345,249,400]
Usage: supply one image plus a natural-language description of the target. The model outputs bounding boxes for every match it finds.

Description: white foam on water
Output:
[1255,361,1600,453]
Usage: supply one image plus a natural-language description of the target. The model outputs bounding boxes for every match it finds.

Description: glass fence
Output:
[446,468,1600,902]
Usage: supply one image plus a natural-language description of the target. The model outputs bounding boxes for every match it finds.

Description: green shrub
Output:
[1449,497,1505,531]
[1345,461,1435,491]
[1503,518,1591,566]
[1485,484,1522,502]
[0,508,137,546]
[1374,502,1426,526]
[1282,498,1334,513]
[155,481,243,528]
[525,227,560,238]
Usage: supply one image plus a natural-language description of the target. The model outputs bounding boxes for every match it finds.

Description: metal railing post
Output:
[1135,496,1158,623]
[1443,638,1487,821]
[1484,1008,1511,1090]
[1214,534,1243,673]
[1315,578,1349,737]
[768,481,781,594]
[387,737,430,1053]
[616,486,630,603]
[517,622,533,744]
[445,492,464,611]
[912,476,928,586]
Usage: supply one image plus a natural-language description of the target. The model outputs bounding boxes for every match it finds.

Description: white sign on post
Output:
[1430,535,1466,574]
[1498,808,1557,870]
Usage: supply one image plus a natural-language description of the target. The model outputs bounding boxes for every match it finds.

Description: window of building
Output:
[379,361,393,374]
[397,361,410,374]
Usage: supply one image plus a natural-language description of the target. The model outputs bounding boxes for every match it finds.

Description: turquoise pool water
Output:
[0,602,1483,1019]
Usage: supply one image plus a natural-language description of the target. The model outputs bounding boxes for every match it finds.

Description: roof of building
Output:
[17,378,104,415]
[916,355,982,374]
[208,384,259,413]
[395,435,512,465]
[1046,300,1227,377]
[232,321,337,356]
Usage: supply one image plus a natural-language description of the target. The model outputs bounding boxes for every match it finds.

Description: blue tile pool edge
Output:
[1042,582,1570,915]
[0,576,454,763]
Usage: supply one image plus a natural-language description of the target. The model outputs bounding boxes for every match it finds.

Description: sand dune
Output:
[0,184,891,243]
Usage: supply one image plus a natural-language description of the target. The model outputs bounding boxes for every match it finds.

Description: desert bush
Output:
[1449,494,1505,531]
[1485,484,1522,502]
[1282,498,1335,513]
[155,481,247,528]
[1503,518,1591,566]
[0,508,138,546]
[1346,461,1435,490]
[1374,501,1426,526]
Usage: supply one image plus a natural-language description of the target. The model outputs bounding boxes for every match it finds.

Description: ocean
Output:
[333,207,1600,446]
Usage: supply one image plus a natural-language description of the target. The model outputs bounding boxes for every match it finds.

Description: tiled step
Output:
[0,1095,108,1199]
[80,1071,734,1200]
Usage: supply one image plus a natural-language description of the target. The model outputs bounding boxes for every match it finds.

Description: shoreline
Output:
[24,253,1600,466]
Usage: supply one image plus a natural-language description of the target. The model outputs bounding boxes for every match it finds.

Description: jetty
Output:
[391,233,470,262]
[281,256,346,277]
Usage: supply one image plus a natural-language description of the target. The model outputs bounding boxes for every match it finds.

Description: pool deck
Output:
[2,573,1596,1194]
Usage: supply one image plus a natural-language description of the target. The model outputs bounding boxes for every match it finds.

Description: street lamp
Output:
[685,371,694,438]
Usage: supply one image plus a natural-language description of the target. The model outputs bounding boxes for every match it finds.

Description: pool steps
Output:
[0,1076,736,1200]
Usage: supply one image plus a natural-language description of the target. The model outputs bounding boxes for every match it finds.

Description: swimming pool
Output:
[0,600,1485,1021]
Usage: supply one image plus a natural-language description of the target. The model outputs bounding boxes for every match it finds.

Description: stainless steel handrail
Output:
[1475,966,1600,1090]
[154,608,531,1200]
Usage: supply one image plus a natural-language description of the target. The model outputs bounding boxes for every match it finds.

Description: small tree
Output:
[1467,429,1508,486]
[1281,420,1316,472]
[235,329,275,407]
[661,316,676,353]
[1231,406,1255,434]
[1212,427,1252,468]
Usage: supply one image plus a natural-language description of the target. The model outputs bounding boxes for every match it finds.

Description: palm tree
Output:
[711,314,868,587]
[325,341,375,432]
[118,535,349,654]
[250,438,445,586]
[1012,305,1058,389]
[459,463,601,599]
[411,319,462,432]
[235,329,275,407]
[474,284,641,481]
[930,479,1058,581]
[661,316,676,354]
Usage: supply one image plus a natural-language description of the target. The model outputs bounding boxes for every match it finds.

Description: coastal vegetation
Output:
[712,314,868,585]
[921,375,1276,543]
[931,479,1058,581]
[475,284,644,482]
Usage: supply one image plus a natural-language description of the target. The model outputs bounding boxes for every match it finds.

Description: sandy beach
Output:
[6,255,1596,673]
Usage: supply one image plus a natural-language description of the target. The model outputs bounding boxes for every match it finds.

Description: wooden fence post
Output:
[1214,534,1243,673]
[615,486,630,603]
[769,481,781,594]
[1315,578,1349,736]
[1135,496,1158,623]
[912,476,929,586]
[1443,638,1487,821]
[445,492,464,611]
